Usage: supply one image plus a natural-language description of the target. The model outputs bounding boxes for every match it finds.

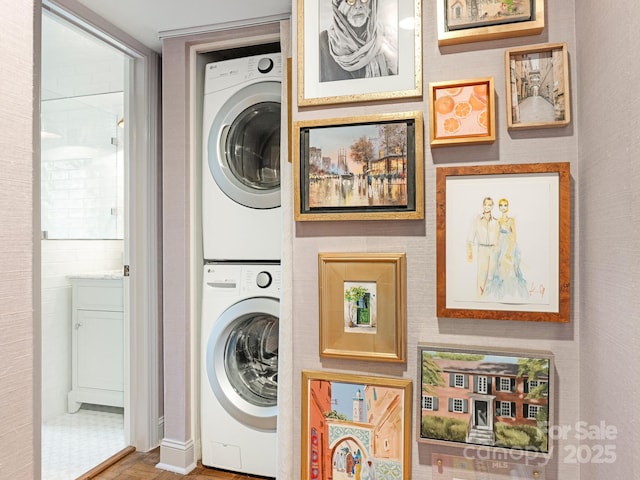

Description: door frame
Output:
[469,393,496,432]
[40,0,162,452]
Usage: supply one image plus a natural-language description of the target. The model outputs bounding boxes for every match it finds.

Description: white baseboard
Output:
[156,438,196,474]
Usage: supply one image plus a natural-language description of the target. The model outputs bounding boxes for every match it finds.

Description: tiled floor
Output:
[42,404,126,480]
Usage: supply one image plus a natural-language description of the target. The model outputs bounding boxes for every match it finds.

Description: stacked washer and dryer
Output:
[200,52,282,478]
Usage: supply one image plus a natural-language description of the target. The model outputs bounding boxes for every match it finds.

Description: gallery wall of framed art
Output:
[286,1,584,479]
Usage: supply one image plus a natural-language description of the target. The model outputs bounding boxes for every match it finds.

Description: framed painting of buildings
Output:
[297,0,422,106]
[318,252,407,362]
[294,111,424,221]
[418,344,553,456]
[428,77,495,147]
[436,162,571,322]
[301,370,412,480]
[506,43,571,130]
[437,0,544,46]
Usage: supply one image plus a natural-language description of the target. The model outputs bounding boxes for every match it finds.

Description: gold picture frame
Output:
[428,77,495,147]
[297,0,422,106]
[436,162,571,322]
[506,42,571,130]
[437,0,544,46]
[294,111,424,221]
[301,370,412,480]
[319,252,406,362]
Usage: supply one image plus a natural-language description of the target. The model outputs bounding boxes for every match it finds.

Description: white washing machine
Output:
[202,53,282,262]
[201,263,280,477]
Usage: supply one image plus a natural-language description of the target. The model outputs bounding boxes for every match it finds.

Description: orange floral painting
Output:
[434,84,488,138]
[429,78,495,147]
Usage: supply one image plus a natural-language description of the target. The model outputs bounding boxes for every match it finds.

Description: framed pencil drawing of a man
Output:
[298,0,422,106]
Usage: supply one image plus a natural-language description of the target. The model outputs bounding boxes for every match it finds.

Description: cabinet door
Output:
[76,310,124,392]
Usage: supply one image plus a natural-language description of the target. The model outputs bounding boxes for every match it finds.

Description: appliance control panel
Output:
[204,53,282,94]
[204,264,281,297]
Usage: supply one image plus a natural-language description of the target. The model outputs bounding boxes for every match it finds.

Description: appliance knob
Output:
[256,271,272,288]
[257,57,274,74]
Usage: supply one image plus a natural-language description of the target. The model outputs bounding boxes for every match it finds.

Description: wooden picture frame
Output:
[294,111,424,221]
[431,453,548,478]
[318,252,406,362]
[436,162,571,322]
[506,42,571,130]
[437,0,544,46]
[418,343,553,456]
[301,370,412,480]
[428,77,495,147]
[297,0,422,106]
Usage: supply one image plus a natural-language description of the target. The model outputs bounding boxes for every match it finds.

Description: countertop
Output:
[68,271,124,280]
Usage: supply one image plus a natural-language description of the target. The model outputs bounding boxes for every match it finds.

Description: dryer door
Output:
[207,81,281,209]
[206,296,279,431]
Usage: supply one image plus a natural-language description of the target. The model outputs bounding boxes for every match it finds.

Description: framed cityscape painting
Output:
[301,370,412,480]
[294,111,424,221]
[418,344,553,457]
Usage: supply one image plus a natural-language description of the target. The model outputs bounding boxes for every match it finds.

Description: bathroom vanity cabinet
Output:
[67,275,124,413]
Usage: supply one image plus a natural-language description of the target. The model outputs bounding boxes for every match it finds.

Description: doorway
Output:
[37,0,161,477]
[40,9,130,478]
[473,400,489,428]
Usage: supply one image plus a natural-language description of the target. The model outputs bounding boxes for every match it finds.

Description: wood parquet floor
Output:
[85,447,273,480]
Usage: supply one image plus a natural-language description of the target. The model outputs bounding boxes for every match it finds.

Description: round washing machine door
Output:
[206,296,279,431]
[207,81,281,209]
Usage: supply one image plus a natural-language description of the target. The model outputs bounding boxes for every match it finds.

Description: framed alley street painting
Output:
[301,370,412,480]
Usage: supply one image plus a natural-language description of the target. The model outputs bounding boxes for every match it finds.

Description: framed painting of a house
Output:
[436,162,571,322]
[437,0,544,46]
[418,344,553,456]
[294,111,424,221]
[301,370,412,480]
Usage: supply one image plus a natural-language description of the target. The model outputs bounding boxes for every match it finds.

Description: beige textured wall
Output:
[288,1,581,479]
[154,0,640,480]
[576,1,640,479]
[0,0,37,478]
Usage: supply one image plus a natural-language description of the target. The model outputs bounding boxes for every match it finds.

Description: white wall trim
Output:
[43,0,152,58]
[159,13,290,42]
[156,439,197,474]
[127,46,163,452]
[158,415,165,440]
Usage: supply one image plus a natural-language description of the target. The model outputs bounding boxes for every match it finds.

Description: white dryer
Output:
[201,263,280,477]
[202,53,282,262]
